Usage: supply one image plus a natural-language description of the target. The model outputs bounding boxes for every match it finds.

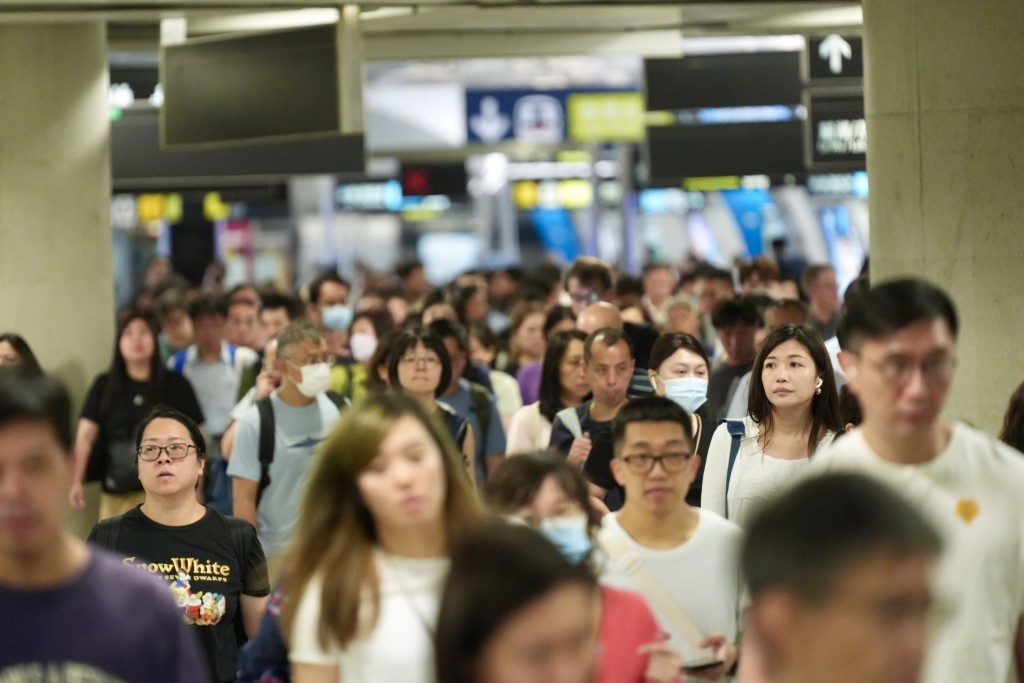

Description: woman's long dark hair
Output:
[1000,379,1024,452]
[99,309,166,421]
[0,333,43,375]
[538,330,588,422]
[748,323,841,456]
[434,521,597,683]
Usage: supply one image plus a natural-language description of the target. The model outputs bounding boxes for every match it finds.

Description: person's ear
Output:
[837,350,857,375]
[647,369,658,390]
[610,458,626,487]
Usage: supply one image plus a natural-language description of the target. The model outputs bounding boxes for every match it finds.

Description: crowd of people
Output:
[2,251,1024,683]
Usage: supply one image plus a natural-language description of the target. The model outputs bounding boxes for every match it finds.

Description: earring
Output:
[815,386,822,395]
[815,377,823,395]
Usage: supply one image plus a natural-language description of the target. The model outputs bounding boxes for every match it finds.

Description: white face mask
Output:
[349,332,378,362]
[661,376,709,413]
[296,362,331,397]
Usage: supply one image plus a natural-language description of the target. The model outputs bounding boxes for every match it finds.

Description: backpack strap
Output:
[555,405,583,440]
[91,515,124,552]
[469,383,492,445]
[720,419,747,519]
[324,391,350,410]
[172,350,187,375]
[256,397,275,506]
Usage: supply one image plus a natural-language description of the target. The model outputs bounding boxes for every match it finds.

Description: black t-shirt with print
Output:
[89,506,270,683]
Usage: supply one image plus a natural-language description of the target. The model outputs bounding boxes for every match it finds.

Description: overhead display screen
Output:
[644,52,803,110]
[162,24,341,148]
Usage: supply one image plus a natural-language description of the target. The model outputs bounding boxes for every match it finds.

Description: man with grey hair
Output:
[228,321,344,581]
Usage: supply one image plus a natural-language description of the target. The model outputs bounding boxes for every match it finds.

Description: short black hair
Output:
[259,291,302,320]
[309,271,349,305]
[429,318,469,353]
[837,278,958,353]
[564,256,614,293]
[134,407,207,460]
[0,333,43,376]
[648,332,708,374]
[188,293,228,321]
[583,327,633,362]
[743,473,941,602]
[0,371,72,452]
[697,266,734,287]
[612,396,694,453]
[711,295,761,330]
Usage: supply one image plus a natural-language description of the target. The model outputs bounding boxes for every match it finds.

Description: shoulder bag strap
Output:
[597,526,714,660]
[256,397,275,505]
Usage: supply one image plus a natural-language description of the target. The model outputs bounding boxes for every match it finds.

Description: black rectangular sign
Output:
[644,52,803,110]
[646,120,804,180]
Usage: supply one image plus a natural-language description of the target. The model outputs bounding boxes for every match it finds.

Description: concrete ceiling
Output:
[0,1,861,53]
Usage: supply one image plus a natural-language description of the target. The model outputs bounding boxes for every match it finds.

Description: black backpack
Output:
[255,392,347,505]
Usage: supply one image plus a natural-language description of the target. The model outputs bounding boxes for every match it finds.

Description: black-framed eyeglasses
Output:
[619,451,693,474]
[859,353,957,388]
[137,443,199,461]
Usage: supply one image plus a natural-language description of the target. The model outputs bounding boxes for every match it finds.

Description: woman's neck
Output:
[125,361,151,382]
[140,495,205,527]
[376,521,449,558]
[559,390,585,408]
[761,404,817,457]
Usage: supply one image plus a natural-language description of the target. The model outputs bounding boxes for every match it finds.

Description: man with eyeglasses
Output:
[598,396,742,681]
[228,321,344,582]
[812,277,1024,683]
[0,373,206,682]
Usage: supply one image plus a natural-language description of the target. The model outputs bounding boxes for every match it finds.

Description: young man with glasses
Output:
[228,321,343,582]
[598,396,742,681]
[814,277,1024,683]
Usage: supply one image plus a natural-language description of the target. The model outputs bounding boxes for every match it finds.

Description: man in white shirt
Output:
[813,277,1024,683]
[598,396,742,681]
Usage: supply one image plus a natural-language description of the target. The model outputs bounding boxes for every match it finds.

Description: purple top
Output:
[516,361,543,406]
[0,548,209,682]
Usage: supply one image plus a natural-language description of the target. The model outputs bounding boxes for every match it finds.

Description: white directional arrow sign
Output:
[470,96,511,144]
[819,34,853,75]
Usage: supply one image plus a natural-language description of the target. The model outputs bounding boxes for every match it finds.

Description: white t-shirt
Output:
[289,551,449,683]
[597,510,744,663]
[812,424,1024,683]
[703,416,835,528]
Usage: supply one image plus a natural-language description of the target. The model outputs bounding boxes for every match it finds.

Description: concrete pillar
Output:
[863,0,1024,433]
[0,24,113,532]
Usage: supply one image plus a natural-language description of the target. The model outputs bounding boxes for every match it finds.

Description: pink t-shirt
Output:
[596,586,686,683]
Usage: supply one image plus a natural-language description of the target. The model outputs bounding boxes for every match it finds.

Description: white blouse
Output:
[702,416,835,529]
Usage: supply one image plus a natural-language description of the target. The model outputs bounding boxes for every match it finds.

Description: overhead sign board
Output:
[806,94,866,170]
[567,92,645,143]
[807,35,864,83]
[466,90,568,146]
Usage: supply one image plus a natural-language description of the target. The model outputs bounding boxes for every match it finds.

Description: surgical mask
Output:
[322,305,352,331]
[662,376,708,413]
[296,362,331,397]
[539,516,591,565]
[349,332,378,362]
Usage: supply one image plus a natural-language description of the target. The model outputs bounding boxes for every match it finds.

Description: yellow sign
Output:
[204,192,231,222]
[683,177,742,192]
[568,92,646,143]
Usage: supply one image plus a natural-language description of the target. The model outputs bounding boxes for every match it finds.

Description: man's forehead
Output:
[589,339,630,360]
[861,318,955,355]
[622,421,686,444]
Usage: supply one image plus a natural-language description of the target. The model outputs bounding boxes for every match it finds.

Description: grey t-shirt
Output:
[227,392,342,555]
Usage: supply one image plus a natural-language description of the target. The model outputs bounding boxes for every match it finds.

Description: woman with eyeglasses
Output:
[88,408,270,683]
[506,330,590,454]
[702,323,841,528]
[69,309,205,520]
[387,327,476,484]
[284,392,484,683]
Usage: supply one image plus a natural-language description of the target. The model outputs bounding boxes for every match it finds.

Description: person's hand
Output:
[685,634,738,681]
[638,633,683,683]
[255,368,282,400]
[567,432,592,467]
[68,480,86,510]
